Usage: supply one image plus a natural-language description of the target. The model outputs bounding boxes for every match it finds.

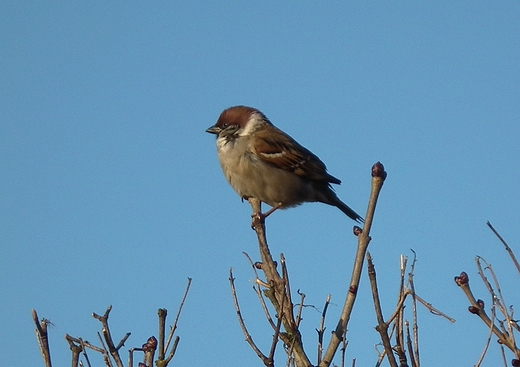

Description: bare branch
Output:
[294,289,305,328]
[406,292,455,323]
[487,221,520,274]
[64,334,82,367]
[317,294,331,365]
[408,250,420,366]
[248,196,311,367]
[229,267,272,366]
[165,277,192,353]
[405,321,416,367]
[96,331,113,367]
[157,308,167,361]
[320,162,386,367]
[474,302,496,367]
[164,336,180,365]
[243,252,277,330]
[454,272,520,355]
[268,311,283,364]
[32,309,52,367]
[92,306,127,367]
[367,252,399,367]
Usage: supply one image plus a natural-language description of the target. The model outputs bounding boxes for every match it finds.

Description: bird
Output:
[206,106,363,223]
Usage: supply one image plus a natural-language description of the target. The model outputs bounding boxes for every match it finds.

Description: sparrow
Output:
[206,106,363,223]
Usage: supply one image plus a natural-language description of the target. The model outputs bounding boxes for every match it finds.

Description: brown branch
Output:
[243,252,277,330]
[320,162,386,367]
[32,309,52,367]
[367,252,399,367]
[474,302,496,367]
[79,338,93,367]
[268,310,283,364]
[96,331,114,367]
[475,256,520,358]
[158,309,167,361]
[229,267,272,366]
[406,292,455,323]
[500,345,508,367]
[280,254,298,328]
[408,250,420,366]
[396,255,407,356]
[164,277,192,353]
[487,221,520,274]
[164,336,180,365]
[405,321,416,367]
[92,305,129,367]
[339,336,348,367]
[317,294,331,365]
[64,334,82,367]
[454,272,519,354]
[294,289,305,329]
[248,197,311,367]
[66,334,104,353]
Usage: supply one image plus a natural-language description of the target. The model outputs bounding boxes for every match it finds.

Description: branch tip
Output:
[371,162,387,180]
[454,272,469,286]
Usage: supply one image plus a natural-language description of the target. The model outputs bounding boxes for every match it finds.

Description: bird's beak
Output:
[205,125,221,135]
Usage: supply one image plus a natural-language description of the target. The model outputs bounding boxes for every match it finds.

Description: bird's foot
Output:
[250,212,265,230]
[250,203,282,230]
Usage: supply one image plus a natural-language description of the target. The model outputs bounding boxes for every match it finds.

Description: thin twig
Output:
[487,221,520,274]
[294,289,305,328]
[339,330,348,367]
[243,252,277,329]
[229,267,271,366]
[96,331,113,367]
[405,321,416,367]
[404,292,456,323]
[500,345,508,367]
[476,257,508,318]
[164,336,180,365]
[165,277,192,352]
[408,250,420,366]
[320,162,386,367]
[66,335,104,353]
[476,256,520,358]
[396,255,408,354]
[268,310,283,364]
[367,252,399,367]
[317,294,331,365]
[475,302,496,367]
[280,254,297,328]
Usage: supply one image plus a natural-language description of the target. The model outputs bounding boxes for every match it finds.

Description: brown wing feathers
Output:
[253,128,341,185]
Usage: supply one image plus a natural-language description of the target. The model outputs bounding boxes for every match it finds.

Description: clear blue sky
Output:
[1,2,519,366]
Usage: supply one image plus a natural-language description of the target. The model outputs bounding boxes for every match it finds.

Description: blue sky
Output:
[1,2,519,366]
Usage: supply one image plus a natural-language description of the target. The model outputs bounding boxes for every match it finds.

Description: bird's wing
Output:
[252,127,341,184]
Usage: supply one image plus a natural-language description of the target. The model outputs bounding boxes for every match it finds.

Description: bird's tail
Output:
[336,200,364,223]
[316,184,364,223]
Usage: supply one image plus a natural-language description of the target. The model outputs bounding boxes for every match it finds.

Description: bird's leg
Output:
[247,199,282,230]
[261,203,282,218]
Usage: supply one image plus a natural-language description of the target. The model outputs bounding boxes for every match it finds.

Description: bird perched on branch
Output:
[206,106,363,223]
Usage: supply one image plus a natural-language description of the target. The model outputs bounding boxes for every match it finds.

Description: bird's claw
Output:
[250,212,265,230]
